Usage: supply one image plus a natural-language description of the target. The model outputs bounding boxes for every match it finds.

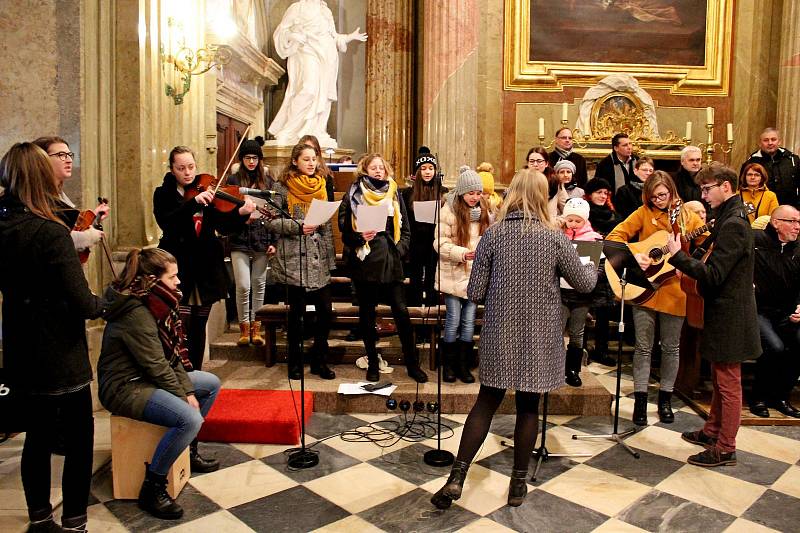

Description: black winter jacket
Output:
[226,172,276,254]
[753,224,800,318]
[0,194,105,394]
[742,148,800,207]
[588,202,620,236]
[153,173,249,305]
[594,152,638,192]
[338,178,411,284]
[614,180,644,221]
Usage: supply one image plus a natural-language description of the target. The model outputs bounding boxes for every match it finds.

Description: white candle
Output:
[685,121,692,140]
[562,103,568,123]
[706,107,714,126]
[538,117,545,138]
[727,123,733,142]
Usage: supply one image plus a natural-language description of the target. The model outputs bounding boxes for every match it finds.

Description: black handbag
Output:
[0,365,27,442]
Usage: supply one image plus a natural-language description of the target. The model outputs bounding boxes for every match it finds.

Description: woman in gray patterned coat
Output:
[431,168,597,509]
[267,143,337,380]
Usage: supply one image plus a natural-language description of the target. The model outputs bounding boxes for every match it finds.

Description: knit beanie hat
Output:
[414,146,438,173]
[478,170,495,195]
[562,198,590,221]
[239,136,265,160]
[584,177,612,195]
[454,165,483,197]
[553,159,577,175]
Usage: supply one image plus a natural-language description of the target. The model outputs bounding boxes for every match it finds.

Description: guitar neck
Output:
[650,221,714,258]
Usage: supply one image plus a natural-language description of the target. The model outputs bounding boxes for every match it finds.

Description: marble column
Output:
[365,1,413,179]
[420,0,479,185]
[776,0,800,153]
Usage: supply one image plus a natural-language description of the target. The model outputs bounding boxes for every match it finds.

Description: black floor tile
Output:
[229,485,349,532]
[585,445,684,486]
[261,442,360,483]
[488,490,608,533]
[371,413,442,441]
[191,442,256,477]
[563,415,638,436]
[367,442,449,486]
[305,412,368,439]
[618,490,735,533]
[743,489,800,531]
[717,449,793,486]
[358,487,480,533]
[104,484,221,532]
[752,424,800,441]
[654,409,704,434]
[476,446,579,486]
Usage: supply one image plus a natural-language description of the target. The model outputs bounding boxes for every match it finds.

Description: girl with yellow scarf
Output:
[337,154,427,383]
[268,143,337,381]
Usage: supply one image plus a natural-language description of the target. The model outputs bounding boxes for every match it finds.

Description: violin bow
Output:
[94,197,119,282]
[212,124,253,195]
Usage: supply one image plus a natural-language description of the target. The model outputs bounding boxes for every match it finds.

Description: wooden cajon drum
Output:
[110,415,191,500]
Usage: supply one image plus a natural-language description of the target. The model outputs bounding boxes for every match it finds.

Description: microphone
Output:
[239,187,278,200]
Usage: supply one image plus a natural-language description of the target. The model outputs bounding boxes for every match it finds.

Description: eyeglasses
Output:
[650,192,669,202]
[528,158,546,165]
[699,183,721,195]
[48,151,74,161]
[242,155,260,162]
[776,218,800,225]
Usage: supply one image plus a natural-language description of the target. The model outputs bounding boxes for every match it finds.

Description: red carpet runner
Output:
[198,389,314,445]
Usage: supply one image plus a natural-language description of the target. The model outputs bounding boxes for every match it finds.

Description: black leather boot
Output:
[61,514,88,532]
[440,341,457,383]
[456,341,475,384]
[138,464,183,520]
[287,348,303,380]
[657,390,674,423]
[404,348,428,383]
[430,460,470,509]
[366,353,380,382]
[633,391,648,426]
[565,346,583,387]
[507,468,529,507]
[309,348,336,380]
[190,439,220,473]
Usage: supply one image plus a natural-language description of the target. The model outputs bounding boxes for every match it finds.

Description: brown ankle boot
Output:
[250,321,264,346]
[237,322,250,346]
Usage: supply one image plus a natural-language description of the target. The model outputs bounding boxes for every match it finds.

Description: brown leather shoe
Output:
[687,447,736,467]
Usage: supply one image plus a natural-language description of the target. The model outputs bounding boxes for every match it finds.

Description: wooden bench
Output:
[110,416,191,500]
[255,303,484,370]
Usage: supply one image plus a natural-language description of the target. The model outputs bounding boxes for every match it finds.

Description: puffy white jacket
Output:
[433,202,484,298]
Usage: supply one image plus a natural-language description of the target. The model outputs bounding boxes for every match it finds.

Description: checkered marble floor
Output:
[2,363,800,532]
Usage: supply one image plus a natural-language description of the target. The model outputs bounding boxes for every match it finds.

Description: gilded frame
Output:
[504,0,733,95]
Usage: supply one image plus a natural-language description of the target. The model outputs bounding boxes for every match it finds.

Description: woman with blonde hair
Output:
[432,168,596,510]
[0,142,106,533]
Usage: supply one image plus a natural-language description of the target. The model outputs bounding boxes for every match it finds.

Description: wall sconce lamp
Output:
[161,16,232,105]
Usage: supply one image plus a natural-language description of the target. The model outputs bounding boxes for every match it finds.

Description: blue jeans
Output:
[141,371,221,475]
[443,295,477,343]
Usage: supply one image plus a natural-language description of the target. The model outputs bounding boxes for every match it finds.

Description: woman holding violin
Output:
[0,142,106,533]
[153,145,256,371]
[33,136,110,253]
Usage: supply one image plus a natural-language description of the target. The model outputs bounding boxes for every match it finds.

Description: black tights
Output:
[354,281,415,360]
[287,284,332,363]
[21,387,94,524]
[180,304,212,370]
[456,385,541,471]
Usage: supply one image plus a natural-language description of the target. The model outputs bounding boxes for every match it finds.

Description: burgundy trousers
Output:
[703,362,742,453]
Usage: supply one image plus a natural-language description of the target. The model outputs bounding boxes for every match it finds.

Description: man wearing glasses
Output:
[594,133,638,194]
[748,205,800,419]
[666,163,761,467]
[548,128,588,188]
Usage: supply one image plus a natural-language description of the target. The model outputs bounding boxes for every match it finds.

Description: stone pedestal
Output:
[365,1,413,178]
[777,0,800,152]
[419,1,479,186]
[262,143,355,178]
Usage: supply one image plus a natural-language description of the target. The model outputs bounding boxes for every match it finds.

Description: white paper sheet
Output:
[356,205,389,233]
[304,198,342,226]
[412,200,438,224]
[337,382,397,396]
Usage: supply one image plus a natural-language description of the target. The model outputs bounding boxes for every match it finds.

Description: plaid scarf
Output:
[128,275,193,372]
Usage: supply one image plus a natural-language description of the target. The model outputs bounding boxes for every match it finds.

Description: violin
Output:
[73,197,109,264]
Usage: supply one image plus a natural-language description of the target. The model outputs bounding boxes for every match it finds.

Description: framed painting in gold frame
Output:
[504,0,732,95]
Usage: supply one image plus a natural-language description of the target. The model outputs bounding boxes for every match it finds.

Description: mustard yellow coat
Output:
[739,187,779,224]
[606,203,705,317]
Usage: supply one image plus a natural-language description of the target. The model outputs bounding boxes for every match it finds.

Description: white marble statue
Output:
[267,0,367,148]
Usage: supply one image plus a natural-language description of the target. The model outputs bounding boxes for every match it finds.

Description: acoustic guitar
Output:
[606,203,724,304]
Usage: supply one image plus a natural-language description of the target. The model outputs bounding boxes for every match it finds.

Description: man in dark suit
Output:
[741,128,800,207]
[548,127,588,188]
[749,205,800,418]
[667,163,761,467]
[673,145,704,204]
[594,133,638,194]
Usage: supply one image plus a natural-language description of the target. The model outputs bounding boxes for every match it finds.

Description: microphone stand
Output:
[266,195,318,469]
[424,166,454,467]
